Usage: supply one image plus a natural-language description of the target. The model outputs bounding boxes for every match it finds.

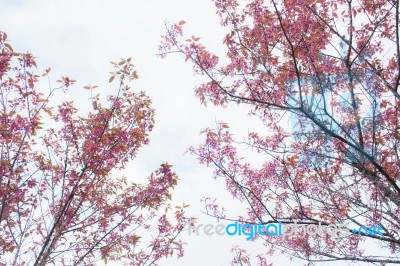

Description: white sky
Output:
[0,1,362,265]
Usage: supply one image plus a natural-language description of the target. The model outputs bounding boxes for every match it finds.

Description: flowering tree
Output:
[160,0,400,264]
[0,31,188,266]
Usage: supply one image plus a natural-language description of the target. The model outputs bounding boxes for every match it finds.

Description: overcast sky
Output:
[0,1,357,265]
